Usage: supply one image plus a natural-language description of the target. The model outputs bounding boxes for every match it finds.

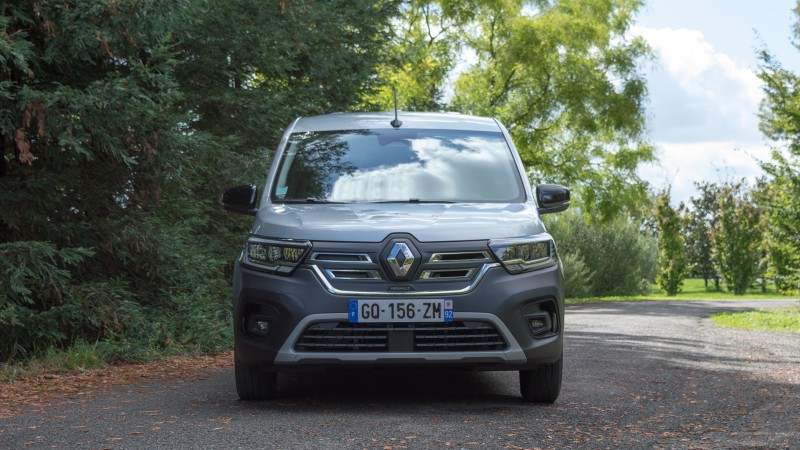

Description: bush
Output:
[653,191,688,296]
[547,212,658,297]
[0,241,103,361]
[559,251,593,298]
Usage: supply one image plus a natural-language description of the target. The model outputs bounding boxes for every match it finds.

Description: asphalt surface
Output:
[2,299,799,449]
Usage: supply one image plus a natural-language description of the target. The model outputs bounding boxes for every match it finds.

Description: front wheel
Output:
[235,354,277,401]
[519,353,562,403]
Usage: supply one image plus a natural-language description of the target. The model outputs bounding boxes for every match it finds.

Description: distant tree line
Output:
[654,181,768,297]
[653,3,800,297]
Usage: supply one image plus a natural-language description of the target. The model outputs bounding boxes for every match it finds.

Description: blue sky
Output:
[635,0,798,204]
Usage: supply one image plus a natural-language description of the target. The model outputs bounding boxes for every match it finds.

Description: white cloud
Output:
[634,26,764,136]
[630,25,771,203]
[330,136,520,202]
[638,141,770,205]
[636,26,762,104]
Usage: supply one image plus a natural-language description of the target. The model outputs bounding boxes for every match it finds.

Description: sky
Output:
[634,0,798,204]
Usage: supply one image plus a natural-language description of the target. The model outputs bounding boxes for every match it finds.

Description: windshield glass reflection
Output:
[272,129,524,203]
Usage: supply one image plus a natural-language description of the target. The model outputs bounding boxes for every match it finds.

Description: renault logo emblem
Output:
[387,242,415,278]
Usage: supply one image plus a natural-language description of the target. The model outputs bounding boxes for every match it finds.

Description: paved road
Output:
[2,299,799,449]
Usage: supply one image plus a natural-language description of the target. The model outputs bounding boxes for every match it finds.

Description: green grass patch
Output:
[0,340,109,383]
[711,307,800,333]
[568,278,795,303]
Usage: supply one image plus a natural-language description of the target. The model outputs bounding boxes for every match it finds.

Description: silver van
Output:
[222,112,570,402]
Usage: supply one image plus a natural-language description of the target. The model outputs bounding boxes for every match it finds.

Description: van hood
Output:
[251,203,545,242]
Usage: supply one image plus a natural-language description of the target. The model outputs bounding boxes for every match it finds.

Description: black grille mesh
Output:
[295,321,507,353]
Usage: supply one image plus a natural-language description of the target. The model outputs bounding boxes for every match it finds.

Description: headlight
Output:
[242,237,310,275]
[488,234,558,274]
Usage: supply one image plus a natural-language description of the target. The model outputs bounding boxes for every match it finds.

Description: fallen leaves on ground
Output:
[0,351,233,419]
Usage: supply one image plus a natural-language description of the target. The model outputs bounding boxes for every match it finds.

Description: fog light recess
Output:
[247,315,274,336]
[526,312,552,336]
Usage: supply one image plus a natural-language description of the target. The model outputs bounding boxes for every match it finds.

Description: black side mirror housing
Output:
[222,185,258,216]
[536,184,570,215]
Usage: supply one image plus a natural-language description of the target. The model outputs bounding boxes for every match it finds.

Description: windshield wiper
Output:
[370,199,456,204]
[277,198,344,204]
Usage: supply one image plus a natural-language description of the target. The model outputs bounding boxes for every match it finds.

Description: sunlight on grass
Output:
[567,278,796,303]
[711,307,800,333]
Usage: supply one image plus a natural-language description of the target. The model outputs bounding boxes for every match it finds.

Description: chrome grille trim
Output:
[324,269,382,280]
[311,252,373,263]
[428,251,492,263]
[419,268,476,280]
[308,263,499,297]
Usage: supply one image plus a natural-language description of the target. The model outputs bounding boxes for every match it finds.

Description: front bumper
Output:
[233,262,564,372]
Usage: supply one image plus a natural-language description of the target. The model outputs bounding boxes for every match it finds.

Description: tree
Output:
[363,0,458,111]
[176,0,399,153]
[172,0,401,294]
[0,0,200,360]
[653,191,687,296]
[685,182,719,289]
[364,0,656,220]
[758,3,800,295]
[711,181,762,295]
[451,0,655,221]
[0,0,400,362]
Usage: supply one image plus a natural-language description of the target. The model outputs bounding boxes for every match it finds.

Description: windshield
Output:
[271,129,525,203]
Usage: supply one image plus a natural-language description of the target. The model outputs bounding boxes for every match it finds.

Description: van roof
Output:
[291,112,502,133]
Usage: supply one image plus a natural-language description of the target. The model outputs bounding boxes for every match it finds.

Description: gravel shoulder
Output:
[1,299,798,449]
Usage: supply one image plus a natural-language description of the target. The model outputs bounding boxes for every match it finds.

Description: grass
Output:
[567,278,797,303]
[0,341,109,383]
[711,307,800,333]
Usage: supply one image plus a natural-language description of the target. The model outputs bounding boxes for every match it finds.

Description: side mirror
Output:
[222,185,258,216]
[536,184,570,215]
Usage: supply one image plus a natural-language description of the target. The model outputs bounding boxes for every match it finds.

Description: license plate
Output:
[348,299,453,323]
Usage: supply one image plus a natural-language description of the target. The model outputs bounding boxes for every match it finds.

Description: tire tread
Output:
[235,355,277,401]
[519,354,562,403]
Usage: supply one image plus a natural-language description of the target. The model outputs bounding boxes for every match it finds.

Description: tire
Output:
[235,354,277,401]
[519,353,562,403]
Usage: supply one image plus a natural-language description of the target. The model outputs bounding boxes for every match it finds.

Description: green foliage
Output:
[450,0,655,221]
[0,0,192,362]
[558,250,593,298]
[364,0,457,111]
[547,211,657,297]
[685,182,719,289]
[176,0,399,154]
[757,5,800,295]
[0,241,160,361]
[653,191,687,296]
[711,181,763,296]
[1,242,90,359]
[760,159,800,294]
[0,0,397,366]
[360,0,656,220]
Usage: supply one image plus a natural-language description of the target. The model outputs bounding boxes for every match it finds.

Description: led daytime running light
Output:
[243,237,310,274]
[488,234,557,274]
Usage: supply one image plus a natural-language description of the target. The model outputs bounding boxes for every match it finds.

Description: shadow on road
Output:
[237,369,526,410]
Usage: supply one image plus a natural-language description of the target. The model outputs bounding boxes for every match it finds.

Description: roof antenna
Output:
[390,87,402,128]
